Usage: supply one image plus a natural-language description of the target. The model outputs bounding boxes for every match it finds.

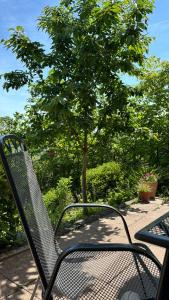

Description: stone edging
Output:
[0,244,29,261]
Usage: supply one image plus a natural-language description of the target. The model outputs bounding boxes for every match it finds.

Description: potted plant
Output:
[142,173,158,199]
[137,181,151,203]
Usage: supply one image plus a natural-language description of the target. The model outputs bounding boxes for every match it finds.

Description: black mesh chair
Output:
[0,134,161,300]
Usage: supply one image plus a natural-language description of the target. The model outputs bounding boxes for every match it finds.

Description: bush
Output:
[107,190,130,206]
[43,176,73,224]
[0,163,20,248]
[86,161,140,205]
[107,171,138,207]
[86,161,122,201]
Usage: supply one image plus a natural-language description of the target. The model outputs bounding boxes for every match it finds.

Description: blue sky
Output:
[1,0,169,117]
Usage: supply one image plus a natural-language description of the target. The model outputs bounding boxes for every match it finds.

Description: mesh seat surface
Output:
[52,250,160,299]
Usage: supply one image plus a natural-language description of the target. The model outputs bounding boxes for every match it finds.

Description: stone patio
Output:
[0,198,168,299]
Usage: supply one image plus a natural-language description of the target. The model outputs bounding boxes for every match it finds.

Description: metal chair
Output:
[0,134,161,300]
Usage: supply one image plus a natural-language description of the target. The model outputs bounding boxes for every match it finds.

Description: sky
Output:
[0,0,169,117]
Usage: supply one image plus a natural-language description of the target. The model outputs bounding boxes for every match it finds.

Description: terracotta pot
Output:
[139,191,150,203]
[148,182,158,199]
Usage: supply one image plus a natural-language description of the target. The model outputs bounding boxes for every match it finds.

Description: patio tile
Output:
[58,215,129,250]
[0,273,20,299]
[124,200,166,224]
[24,279,43,299]
[1,288,38,299]
[0,250,38,287]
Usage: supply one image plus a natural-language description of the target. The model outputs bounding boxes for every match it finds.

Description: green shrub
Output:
[86,161,139,205]
[0,163,20,247]
[107,168,139,206]
[86,161,121,201]
[107,187,134,207]
[43,176,73,224]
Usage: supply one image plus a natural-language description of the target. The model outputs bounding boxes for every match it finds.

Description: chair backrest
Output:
[0,134,58,290]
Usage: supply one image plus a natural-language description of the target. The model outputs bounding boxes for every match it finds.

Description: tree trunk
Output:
[82,132,88,203]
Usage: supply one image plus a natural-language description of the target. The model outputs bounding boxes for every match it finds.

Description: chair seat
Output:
[52,250,160,300]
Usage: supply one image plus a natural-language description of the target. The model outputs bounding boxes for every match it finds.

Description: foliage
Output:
[86,161,121,200]
[0,116,28,248]
[43,176,73,224]
[1,0,154,202]
[32,136,82,193]
[141,172,158,183]
[137,181,150,192]
[0,162,20,247]
[107,168,139,206]
[1,0,161,248]
[0,116,15,134]
[134,57,169,191]
[86,161,140,205]
[0,114,27,138]
[108,189,130,206]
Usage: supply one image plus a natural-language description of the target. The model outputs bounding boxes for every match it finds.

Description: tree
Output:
[136,57,169,185]
[0,116,14,134]
[112,57,169,189]
[1,0,154,202]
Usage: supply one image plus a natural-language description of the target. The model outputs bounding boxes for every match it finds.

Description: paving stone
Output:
[58,215,129,249]
[0,273,21,299]
[1,288,38,299]
[0,250,38,287]
[23,279,42,299]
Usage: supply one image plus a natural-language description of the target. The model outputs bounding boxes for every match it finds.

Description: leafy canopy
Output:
[1,0,154,141]
[0,0,154,202]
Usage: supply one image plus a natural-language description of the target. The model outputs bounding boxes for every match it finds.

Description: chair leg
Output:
[30,276,40,300]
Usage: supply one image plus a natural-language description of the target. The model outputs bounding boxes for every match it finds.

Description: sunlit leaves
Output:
[1,71,30,91]
[0,0,154,201]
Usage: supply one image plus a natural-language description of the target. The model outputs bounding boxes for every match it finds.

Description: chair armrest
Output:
[44,242,161,300]
[54,203,132,243]
[133,242,162,267]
